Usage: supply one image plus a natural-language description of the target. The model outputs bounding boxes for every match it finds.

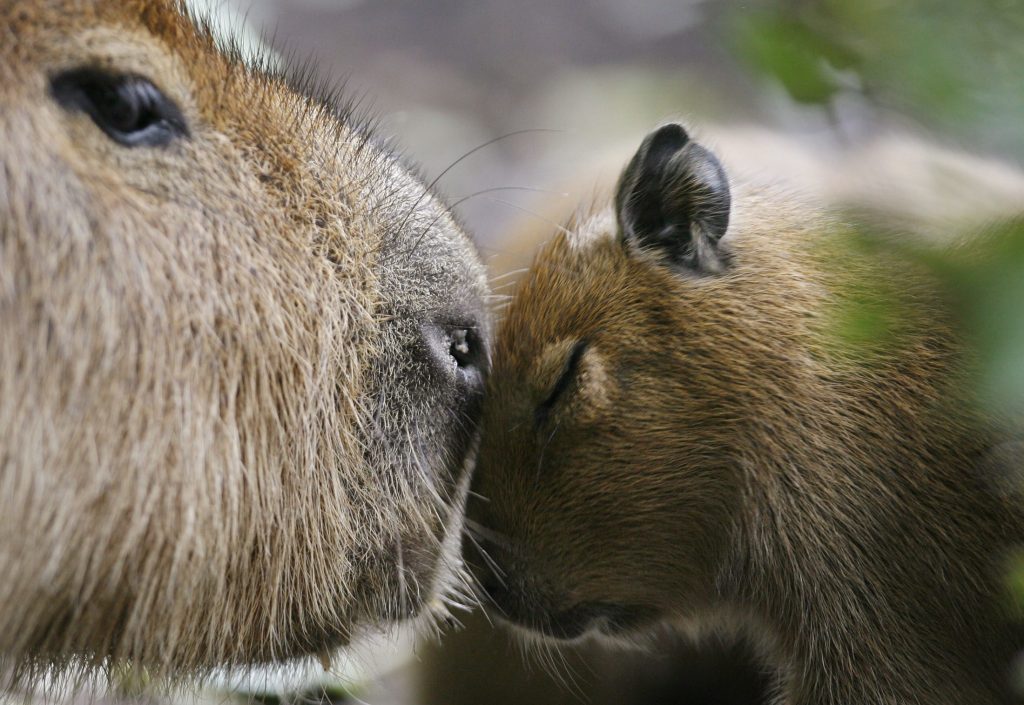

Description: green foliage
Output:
[734,0,1024,669]
[919,219,1024,417]
[822,218,1024,416]
[730,0,1024,157]
[1007,550,1024,619]
[733,0,1024,460]
[734,11,858,105]
[819,232,905,364]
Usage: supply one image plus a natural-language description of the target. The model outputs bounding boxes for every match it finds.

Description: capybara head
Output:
[468,124,739,640]
[458,120,1024,705]
[468,123,1000,645]
[0,0,489,678]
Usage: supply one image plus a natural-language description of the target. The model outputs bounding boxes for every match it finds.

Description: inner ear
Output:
[615,123,731,274]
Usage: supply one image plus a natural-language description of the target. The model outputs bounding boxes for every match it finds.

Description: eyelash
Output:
[534,340,589,428]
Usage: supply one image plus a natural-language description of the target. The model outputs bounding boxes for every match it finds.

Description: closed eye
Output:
[534,339,588,428]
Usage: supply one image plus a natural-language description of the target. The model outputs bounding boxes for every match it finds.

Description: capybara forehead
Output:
[495,227,678,377]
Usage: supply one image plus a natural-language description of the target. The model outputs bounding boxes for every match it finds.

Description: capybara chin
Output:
[469,122,1023,704]
[0,0,490,681]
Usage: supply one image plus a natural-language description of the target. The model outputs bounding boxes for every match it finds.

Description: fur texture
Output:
[469,125,1023,704]
[0,0,489,683]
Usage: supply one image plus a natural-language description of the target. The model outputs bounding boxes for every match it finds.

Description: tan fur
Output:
[469,129,1024,704]
[0,0,489,684]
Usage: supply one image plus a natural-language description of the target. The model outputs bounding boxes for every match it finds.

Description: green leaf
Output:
[733,12,857,105]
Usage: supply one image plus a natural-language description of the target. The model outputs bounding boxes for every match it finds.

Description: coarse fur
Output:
[469,123,1024,704]
[0,0,489,685]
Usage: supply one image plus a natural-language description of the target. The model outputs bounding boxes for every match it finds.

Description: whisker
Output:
[536,420,561,480]
[462,531,508,593]
[480,196,575,237]
[393,128,563,251]
[488,267,532,283]
[463,519,514,551]
[402,185,558,260]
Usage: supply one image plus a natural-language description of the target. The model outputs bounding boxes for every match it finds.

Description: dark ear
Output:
[615,123,731,274]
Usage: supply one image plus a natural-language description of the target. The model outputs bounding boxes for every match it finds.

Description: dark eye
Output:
[535,339,588,428]
[50,68,189,147]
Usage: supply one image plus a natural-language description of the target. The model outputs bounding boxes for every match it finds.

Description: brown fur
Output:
[468,126,1024,704]
[0,0,489,684]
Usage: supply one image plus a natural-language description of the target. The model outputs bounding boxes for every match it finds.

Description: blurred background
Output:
[183,0,1024,702]
[199,0,1024,265]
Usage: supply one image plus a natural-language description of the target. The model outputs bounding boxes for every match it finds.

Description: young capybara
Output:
[468,122,1023,705]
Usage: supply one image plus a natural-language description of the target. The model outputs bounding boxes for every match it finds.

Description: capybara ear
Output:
[615,123,731,274]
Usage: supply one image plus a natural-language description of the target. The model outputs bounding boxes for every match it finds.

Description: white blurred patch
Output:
[183,0,281,70]
[589,0,705,40]
[705,125,1024,238]
[567,208,617,251]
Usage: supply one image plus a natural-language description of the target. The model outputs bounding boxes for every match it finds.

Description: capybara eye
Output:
[535,339,588,428]
[50,68,188,147]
